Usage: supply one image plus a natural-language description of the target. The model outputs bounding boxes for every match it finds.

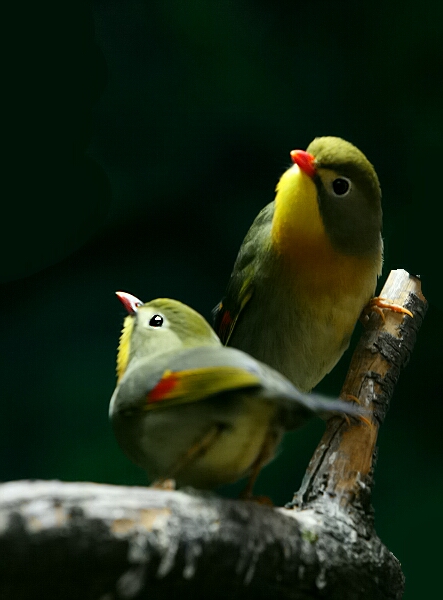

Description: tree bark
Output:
[0,269,427,600]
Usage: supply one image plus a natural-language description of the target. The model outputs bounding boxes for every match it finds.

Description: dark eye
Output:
[332,178,351,196]
[149,314,164,327]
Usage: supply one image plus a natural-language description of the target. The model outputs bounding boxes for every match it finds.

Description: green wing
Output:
[213,202,274,344]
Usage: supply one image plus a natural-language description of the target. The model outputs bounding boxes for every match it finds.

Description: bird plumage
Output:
[110,294,365,493]
[213,136,383,392]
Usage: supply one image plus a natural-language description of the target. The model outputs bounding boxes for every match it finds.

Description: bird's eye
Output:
[149,314,164,328]
[332,177,351,196]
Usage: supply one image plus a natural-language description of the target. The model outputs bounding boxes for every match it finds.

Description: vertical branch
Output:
[293,269,427,513]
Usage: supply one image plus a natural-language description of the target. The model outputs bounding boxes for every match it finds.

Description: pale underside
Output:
[111,394,279,488]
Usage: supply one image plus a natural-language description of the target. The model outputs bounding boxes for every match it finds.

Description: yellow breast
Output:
[271,162,382,299]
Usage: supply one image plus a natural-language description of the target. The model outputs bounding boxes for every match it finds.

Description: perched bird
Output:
[213,136,387,392]
[109,292,366,496]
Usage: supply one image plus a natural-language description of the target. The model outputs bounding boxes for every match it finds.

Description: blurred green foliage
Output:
[1,1,442,597]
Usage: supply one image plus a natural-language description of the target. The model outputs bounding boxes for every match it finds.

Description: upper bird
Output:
[109,293,366,496]
[213,136,383,392]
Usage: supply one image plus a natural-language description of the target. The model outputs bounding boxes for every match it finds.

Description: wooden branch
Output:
[0,479,404,600]
[0,269,427,600]
[293,269,427,516]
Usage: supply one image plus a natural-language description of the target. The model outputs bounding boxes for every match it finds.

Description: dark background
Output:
[2,1,442,597]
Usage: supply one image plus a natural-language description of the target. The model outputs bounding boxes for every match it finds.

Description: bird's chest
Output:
[231,254,378,391]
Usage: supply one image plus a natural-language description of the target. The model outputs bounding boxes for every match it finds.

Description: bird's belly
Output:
[230,285,369,392]
[112,396,279,489]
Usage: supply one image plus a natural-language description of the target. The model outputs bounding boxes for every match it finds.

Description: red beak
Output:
[116,291,143,314]
[290,149,316,178]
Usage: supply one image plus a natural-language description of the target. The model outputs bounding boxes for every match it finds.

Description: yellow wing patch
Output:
[146,366,261,410]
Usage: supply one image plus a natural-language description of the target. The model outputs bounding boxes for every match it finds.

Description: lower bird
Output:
[109,292,367,497]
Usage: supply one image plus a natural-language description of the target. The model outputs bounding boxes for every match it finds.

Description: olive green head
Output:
[307,136,382,256]
[116,295,220,381]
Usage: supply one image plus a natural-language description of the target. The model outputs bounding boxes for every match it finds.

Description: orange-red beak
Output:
[290,149,316,178]
[116,291,143,314]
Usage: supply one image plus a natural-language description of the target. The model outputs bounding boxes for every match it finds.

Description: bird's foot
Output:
[239,490,274,506]
[361,296,413,323]
[341,393,374,429]
[150,478,176,491]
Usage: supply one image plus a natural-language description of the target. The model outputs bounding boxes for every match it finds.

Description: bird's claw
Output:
[361,296,413,323]
[341,393,374,429]
[150,478,176,490]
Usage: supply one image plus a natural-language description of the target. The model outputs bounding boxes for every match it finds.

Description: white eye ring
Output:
[331,177,352,197]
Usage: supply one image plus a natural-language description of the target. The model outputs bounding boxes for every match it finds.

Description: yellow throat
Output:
[116,315,134,382]
[271,163,379,292]
[272,164,329,260]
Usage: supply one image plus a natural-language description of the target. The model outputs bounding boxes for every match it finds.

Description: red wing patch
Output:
[216,306,234,344]
[145,366,262,410]
[220,310,233,333]
[147,371,178,404]
[214,289,252,345]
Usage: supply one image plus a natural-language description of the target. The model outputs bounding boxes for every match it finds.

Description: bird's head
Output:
[115,293,220,381]
[274,136,382,260]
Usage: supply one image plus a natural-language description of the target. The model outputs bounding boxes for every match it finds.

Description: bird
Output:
[213,136,407,393]
[109,292,368,497]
